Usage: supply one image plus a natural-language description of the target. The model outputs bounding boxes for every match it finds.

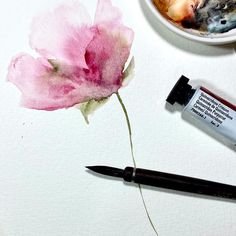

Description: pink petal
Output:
[7,54,74,110]
[7,53,51,93]
[93,0,134,86]
[94,0,122,26]
[7,54,121,111]
[30,3,94,68]
[85,26,133,87]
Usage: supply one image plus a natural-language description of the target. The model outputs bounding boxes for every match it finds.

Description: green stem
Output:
[116,92,158,236]
[116,92,136,168]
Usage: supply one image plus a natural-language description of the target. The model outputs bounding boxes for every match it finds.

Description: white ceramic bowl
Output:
[144,0,236,45]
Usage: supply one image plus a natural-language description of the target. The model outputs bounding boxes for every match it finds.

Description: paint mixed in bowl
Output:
[153,0,236,33]
[149,0,236,43]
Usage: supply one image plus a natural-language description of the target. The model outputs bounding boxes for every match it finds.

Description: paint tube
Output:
[166,75,236,145]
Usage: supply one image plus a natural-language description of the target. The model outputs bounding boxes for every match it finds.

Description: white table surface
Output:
[0,1,236,235]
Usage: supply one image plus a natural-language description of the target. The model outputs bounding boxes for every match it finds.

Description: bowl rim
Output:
[144,0,236,45]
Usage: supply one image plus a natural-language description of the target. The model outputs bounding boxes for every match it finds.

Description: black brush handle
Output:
[123,167,236,200]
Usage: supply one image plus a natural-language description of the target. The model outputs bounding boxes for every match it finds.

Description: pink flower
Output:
[7,0,134,111]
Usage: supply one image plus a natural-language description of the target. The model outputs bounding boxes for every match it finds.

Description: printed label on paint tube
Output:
[183,87,236,145]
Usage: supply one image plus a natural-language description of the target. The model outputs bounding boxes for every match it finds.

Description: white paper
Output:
[0,0,236,235]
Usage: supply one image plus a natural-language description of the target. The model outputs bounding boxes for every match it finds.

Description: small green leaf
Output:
[78,97,109,124]
[122,57,135,86]
[48,59,60,72]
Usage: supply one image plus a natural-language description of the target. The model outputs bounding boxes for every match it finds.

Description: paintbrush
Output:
[86,165,236,200]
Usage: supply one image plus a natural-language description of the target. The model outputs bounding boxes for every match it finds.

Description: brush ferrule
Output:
[123,167,134,182]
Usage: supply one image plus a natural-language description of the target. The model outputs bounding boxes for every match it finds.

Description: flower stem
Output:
[116,92,158,236]
[116,92,136,168]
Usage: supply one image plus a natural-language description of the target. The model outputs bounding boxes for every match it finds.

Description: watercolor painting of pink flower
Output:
[7,0,134,114]
[7,0,158,235]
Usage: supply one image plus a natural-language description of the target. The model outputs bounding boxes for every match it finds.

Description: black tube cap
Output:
[166,76,195,106]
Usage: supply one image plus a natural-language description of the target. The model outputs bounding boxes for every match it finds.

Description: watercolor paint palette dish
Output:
[144,0,236,45]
